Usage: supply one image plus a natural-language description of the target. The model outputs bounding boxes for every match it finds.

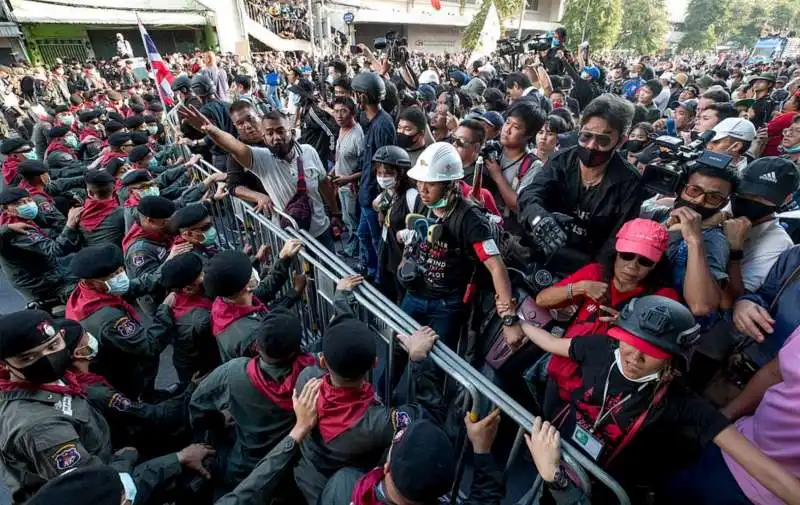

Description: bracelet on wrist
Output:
[567,283,574,303]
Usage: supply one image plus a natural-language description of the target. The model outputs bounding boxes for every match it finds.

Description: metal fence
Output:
[34,39,93,67]
[186,157,631,505]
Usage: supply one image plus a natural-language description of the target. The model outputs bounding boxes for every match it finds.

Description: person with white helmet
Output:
[399,142,523,349]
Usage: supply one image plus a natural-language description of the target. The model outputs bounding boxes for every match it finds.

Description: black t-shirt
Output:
[405,198,495,299]
[559,335,730,485]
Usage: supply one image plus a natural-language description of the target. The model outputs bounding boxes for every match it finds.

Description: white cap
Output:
[660,71,675,82]
[407,142,464,183]
[711,118,757,143]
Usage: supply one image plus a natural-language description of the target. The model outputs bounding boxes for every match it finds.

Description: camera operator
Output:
[539,27,568,76]
[518,94,644,274]
[485,101,546,215]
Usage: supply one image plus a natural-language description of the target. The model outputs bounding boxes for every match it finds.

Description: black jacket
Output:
[298,105,339,166]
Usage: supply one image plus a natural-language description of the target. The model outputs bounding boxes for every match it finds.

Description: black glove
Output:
[530,212,571,258]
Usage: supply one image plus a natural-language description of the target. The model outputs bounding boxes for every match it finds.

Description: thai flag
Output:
[137,16,174,106]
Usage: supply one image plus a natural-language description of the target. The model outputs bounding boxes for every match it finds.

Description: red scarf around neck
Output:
[172,292,213,321]
[211,296,266,336]
[122,222,172,254]
[316,375,377,443]
[19,179,54,204]
[246,354,315,411]
[78,126,101,143]
[2,156,20,185]
[0,369,87,397]
[0,212,44,234]
[45,140,75,158]
[99,150,126,167]
[124,190,141,209]
[65,281,141,322]
[351,467,385,505]
[70,369,112,388]
[80,198,119,232]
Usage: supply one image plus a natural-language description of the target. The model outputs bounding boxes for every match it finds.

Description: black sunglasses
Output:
[618,252,656,268]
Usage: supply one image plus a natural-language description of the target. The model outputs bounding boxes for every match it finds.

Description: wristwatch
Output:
[729,249,744,261]
[501,314,520,327]
[547,465,570,491]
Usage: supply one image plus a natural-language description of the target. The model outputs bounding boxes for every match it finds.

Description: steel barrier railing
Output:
[188,157,631,504]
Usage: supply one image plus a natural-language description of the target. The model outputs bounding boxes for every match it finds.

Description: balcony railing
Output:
[244,0,311,41]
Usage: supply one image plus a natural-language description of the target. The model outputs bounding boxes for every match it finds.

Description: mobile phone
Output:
[349,45,362,55]
[666,118,676,137]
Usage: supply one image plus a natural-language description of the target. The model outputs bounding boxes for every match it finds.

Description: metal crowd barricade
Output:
[189,158,631,505]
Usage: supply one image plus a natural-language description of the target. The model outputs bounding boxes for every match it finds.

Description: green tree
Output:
[559,0,622,51]
[616,0,669,54]
[462,0,524,51]
[678,0,730,51]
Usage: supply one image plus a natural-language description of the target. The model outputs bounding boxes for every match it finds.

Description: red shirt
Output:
[458,180,503,224]
[764,111,798,157]
[547,263,679,400]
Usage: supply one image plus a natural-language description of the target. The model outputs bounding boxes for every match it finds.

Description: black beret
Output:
[71,243,124,279]
[77,109,101,122]
[53,105,70,114]
[170,204,209,231]
[107,111,125,123]
[204,250,253,298]
[60,319,86,353]
[128,145,151,163]
[322,318,376,380]
[27,464,123,505]
[121,169,151,187]
[107,91,123,101]
[130,132,149,145]
[105,158,127,177]
[147,102,164,112]
[85,169,115,186]
[0,310,59,360]
[137,195,175,219]
[0,187,30,205]
[47,125,71,139]
[0,137,31,155]
[256,308,302,360]
[161,253,204,290]
[390,420,456,502]
[104,120,125,134]
[18,160,48,179]
[142,115,157,124]
[130,103,145,114]
[124,115,144,129]
[142,93,156,102]
[108,132,132,147]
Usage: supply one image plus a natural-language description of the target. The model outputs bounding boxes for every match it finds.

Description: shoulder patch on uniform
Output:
[109,393,132,412]
[392,410,411,432]
[114,317,137,338]
[53,443,81,471]
[131,253,148,267]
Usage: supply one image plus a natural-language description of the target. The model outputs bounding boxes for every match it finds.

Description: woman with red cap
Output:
[535,218,678,404]
[522,296,800,505]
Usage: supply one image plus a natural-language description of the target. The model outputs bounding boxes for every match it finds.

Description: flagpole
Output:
[136,12,169,112]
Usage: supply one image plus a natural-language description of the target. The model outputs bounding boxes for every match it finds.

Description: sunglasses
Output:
[578,130,614,149]
[683,183,728,207]
[451,137,475,148]
[618,252,656,268]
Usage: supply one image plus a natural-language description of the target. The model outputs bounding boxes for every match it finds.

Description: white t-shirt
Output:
[419,69,440,85]
[742,219,793,292]
[249,144,330,238]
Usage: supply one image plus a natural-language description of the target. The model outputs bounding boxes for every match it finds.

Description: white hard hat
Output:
[407,142,464,183]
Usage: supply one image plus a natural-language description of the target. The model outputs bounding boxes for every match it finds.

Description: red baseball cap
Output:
[615,218,669,264]
[608,326,671,360]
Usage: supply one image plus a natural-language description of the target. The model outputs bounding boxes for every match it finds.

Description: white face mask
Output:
[78,333,99,360]
[614,348,661,383]
[377,176,396,190]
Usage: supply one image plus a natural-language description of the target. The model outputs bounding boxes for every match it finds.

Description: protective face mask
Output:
[9,347,71,384]
[624,139,645,153]
[377,176,396,190]
[64,135,79,149]
[395,133,417,149]
[731,197,777,221]
[779,144,800,154]
[147,158,159,170]
[119,473,137,505]
[580,71,591,81]
[16,201,39,220]
[139,186,160,198]
[551,38,561,48]
[60,115,75,126]
[201,226,218,246]
[614,349,661,383]
[77,333,99,360]
[576,144,614,168]
[105,271,131,295]
[23,151,37,160]
[674,197,719,221]
[147,125,158,135]
[427,197,449,209]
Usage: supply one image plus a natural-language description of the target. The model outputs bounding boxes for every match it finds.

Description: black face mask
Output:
[731,197,777,221]
[395,133,419,149]
[674,197,720,221]
[9,348,71,384]
[624,139,646,153]
[576,144,615,168]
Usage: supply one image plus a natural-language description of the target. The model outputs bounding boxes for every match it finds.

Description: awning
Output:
[9,0,209,25]
[0,22,22,38]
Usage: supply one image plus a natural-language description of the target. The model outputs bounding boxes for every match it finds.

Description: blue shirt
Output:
[357,108,396,207]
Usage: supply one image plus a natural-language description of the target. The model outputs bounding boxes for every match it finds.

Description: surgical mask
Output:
[147,158,159,170]
[731,197,777,221]
[551,38,561,48]
[395,133,418,149]
[624,139,646,153]
[428,197,449,209]
[119,473,137,505]
[9,347,71,384]
[147,125,158,135]
[674,196,719,221]
[580,71,591,81]
[139,186,160,198]
[377,176,396,190]
[64,135,79,149]
[16,201,39,220]
[576,144,614,168]
[60,115,75,126]
[23,151,37,160]
[105,271,131,295]
[77,333,99,360]
[779,144,800,154]
[201,226,218,246]
[614,349,661,383]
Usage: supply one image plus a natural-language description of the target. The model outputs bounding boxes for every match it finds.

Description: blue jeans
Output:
[338,187,359,257]
[357,206,381,278]
[266,85,281,111]
[400,292,464,349]
[662,444,751,505]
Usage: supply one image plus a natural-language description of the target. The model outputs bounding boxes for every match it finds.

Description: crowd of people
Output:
[243,0,311,40]
[1,23,800,505]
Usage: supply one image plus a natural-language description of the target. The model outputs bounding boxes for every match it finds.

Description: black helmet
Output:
[190,74,214,97]
[612,296,700,357]
[372,145,411,169]
[171,74,191,93]
[352,71,386,103]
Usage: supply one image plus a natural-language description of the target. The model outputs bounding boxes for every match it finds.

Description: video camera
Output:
[374,31,408,65]
[641,130,734,195]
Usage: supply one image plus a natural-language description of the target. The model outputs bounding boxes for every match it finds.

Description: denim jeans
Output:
[266,85,281,111]
[400,292,465,349]
[337,187,359,257]
[357,206,381,278]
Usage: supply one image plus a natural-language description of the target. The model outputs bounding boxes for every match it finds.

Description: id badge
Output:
[572,425,604,460]
[381,226,388,242]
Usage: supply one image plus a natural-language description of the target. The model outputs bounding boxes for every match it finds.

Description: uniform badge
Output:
[53,443,81,471]
[114,317,137,338]
[109,393,132,412]
[392,410,411,431]
[131,253,147,267]
[157,247,167,260]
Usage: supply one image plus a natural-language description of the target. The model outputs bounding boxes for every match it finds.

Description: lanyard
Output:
[592,362,651,431]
